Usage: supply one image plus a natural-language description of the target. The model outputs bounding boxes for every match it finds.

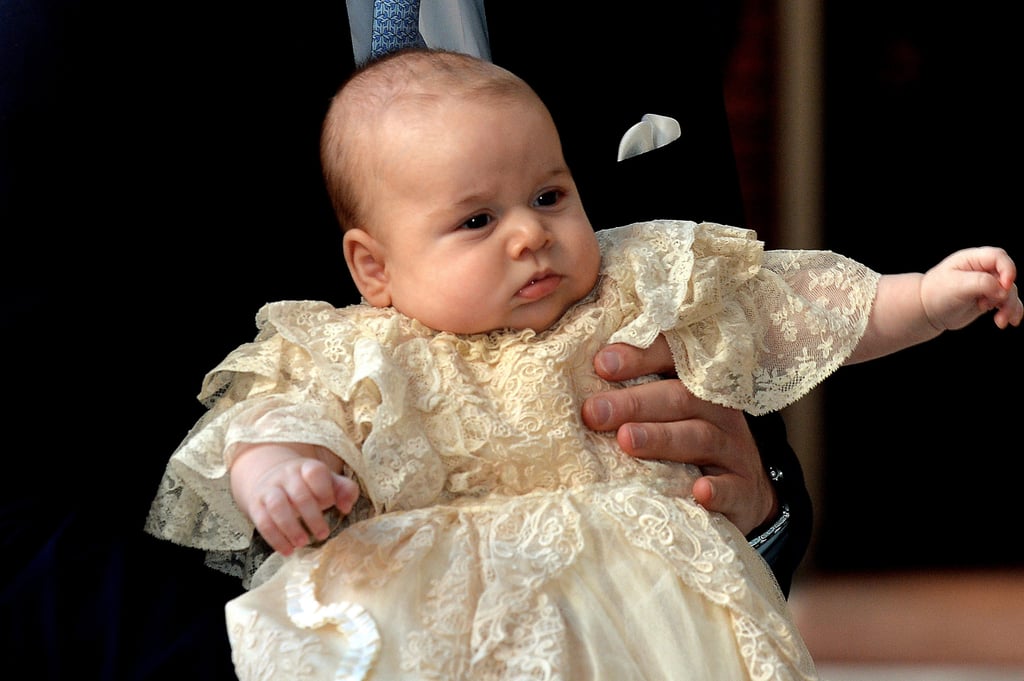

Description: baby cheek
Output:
[575,236,603,291]
[417,264,500,332]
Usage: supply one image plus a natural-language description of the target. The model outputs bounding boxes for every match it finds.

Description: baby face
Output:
[356,93,601,334]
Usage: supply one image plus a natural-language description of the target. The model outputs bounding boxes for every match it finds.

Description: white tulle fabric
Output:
[145,220,879,681]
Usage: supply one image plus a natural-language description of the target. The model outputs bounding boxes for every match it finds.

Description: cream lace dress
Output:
[146,220,879,681]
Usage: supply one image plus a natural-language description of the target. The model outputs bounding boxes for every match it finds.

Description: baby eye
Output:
[461,213,493,230]
[534,190,563,207]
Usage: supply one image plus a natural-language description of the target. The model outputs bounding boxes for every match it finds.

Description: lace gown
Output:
[146,220,880,681]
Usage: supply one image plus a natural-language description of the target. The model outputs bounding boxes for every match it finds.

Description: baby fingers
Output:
[252,486,312,555]
[992,282,1023,329]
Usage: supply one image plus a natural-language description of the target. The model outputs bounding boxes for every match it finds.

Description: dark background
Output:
[815,3,1022,572]
[2,3,358,678]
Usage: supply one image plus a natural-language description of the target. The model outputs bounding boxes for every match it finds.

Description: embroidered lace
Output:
[145,220,879,680]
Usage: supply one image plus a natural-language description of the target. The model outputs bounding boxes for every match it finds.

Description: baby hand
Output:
[231,444,361,556]
[922,246,1023,331]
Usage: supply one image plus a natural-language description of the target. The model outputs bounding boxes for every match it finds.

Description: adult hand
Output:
[581,337,777,535]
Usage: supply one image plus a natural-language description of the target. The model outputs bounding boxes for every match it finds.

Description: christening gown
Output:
[145,220,880,681]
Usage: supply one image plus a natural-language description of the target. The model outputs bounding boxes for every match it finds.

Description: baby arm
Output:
[849,246,1022,364]
[229,442,361,556]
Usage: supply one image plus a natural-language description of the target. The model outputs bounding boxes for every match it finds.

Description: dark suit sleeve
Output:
[744,413,813,597]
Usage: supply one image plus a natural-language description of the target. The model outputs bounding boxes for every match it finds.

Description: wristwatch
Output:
[748,466,790,562]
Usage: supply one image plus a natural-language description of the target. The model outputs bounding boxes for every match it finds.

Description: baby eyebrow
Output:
[451,192,490,209]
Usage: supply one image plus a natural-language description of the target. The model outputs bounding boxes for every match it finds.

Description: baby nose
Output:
[507,215,552,257]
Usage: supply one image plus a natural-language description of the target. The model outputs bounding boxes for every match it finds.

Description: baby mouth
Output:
[517,274,562,300]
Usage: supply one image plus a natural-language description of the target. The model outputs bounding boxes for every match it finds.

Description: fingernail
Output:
[596,349,621,375]
[627,424,647,449]
[592,398,612,426]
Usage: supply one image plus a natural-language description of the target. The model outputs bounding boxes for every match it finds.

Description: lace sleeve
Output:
[142,331,360,577]
[666,247,879,414]
[599,221,880,415]
[144,301,448,585]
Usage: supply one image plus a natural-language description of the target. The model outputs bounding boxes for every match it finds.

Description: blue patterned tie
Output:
[371,0,427,58]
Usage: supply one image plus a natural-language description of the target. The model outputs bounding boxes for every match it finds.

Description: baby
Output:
[147,49,1021,680]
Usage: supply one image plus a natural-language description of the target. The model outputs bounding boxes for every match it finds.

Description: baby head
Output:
[320,48,601,334]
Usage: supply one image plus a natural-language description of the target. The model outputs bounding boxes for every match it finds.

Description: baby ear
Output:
[343,229,391,307]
